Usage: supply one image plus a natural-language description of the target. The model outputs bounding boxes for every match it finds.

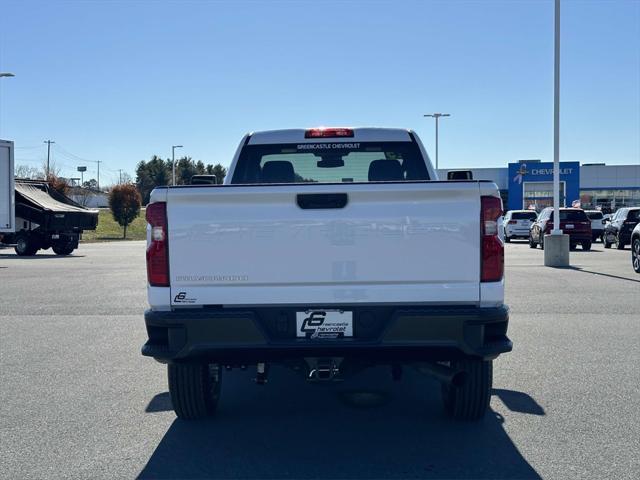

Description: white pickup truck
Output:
[142,127,511,421]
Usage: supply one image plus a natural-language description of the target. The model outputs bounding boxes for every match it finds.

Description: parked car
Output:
[529,207,592,250]
[585,210,606,242]
[631,223,640,274]
[603,207,640,250]
[141,127,512,422]
[503,210,537,242]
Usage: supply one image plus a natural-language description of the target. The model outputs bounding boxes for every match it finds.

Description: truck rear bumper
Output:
[142,305,511,363]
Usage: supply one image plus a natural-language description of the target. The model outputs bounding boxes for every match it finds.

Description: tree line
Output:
[135,156,227,204]
[15,155,227,206]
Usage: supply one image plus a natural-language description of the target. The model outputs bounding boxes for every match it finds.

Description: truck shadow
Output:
[139,367,541,479]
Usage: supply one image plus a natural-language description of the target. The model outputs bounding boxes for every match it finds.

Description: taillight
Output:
[146,202,169,286]
[481,196,504,282]
[305,127,354,138]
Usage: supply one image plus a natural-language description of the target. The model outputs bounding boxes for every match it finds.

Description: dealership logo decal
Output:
[300,311,327,338]
[299,311,351,339]
[174,291,196,304]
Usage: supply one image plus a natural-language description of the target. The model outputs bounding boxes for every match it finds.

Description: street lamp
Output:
[423,113,451,170]
[172,145,183,186]
[543,0,570,267]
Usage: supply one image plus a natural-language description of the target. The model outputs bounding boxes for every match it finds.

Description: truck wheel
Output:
[632,238,640,273]
[582,241,591,251]
[15,234,39,256]
[441,356,492,421]
[168,363,221,420]
[52,245,75,255]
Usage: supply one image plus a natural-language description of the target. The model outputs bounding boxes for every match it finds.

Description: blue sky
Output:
[1,0,638,185]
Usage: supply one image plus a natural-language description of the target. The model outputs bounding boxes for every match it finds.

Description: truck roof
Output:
[247,127,413,145]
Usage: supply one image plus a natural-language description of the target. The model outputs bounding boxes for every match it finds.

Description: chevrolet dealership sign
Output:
[508,161,580,210]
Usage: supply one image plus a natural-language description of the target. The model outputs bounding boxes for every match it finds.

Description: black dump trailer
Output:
[1,179,99,256]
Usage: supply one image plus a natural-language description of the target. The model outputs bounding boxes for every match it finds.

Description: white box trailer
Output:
[0,140,15,233]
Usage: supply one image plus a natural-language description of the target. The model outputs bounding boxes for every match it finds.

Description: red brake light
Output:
[146,202,169,287]
[305,127,354,138]
[481,196,504,282]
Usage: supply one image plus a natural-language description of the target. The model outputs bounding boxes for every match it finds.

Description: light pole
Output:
[543,0,570,267]
[44,140,55,177]
[552,0,561,235]
[423,113,450,170]
[172,145,183,186]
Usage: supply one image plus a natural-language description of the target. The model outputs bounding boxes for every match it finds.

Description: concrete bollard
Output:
[544,234,570,267]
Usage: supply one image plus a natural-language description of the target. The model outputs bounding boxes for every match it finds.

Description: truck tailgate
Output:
[167,182,481,306]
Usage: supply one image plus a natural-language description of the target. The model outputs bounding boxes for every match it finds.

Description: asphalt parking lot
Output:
[1,240,639,479]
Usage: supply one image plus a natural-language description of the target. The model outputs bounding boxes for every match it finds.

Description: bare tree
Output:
[42,160,62,177]
[73,188,96,207]
[14,165,44,179]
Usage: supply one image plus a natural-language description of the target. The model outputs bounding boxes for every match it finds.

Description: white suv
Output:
[503,210,538,242]
[585,210,606,242]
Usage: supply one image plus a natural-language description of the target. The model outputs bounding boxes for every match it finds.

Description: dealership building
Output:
[438,161,640,212]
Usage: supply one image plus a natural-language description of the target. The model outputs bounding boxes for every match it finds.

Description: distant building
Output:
[68,186,109,208]
[438,161,640,212]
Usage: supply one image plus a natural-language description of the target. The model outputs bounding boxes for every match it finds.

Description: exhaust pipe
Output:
[417,363,468,387]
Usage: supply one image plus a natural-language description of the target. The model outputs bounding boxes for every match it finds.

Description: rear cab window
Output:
[512,212,537,220]
[550,210,589,221]
[627,209,640,221]
[231,141,429,184]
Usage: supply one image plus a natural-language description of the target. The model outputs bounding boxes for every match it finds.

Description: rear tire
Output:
[582,241,592,251]
[632,238,640,273]
[442,357,492,421]
[168,363,222,420]
[52,245,75,255]
[14,234,39,256]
